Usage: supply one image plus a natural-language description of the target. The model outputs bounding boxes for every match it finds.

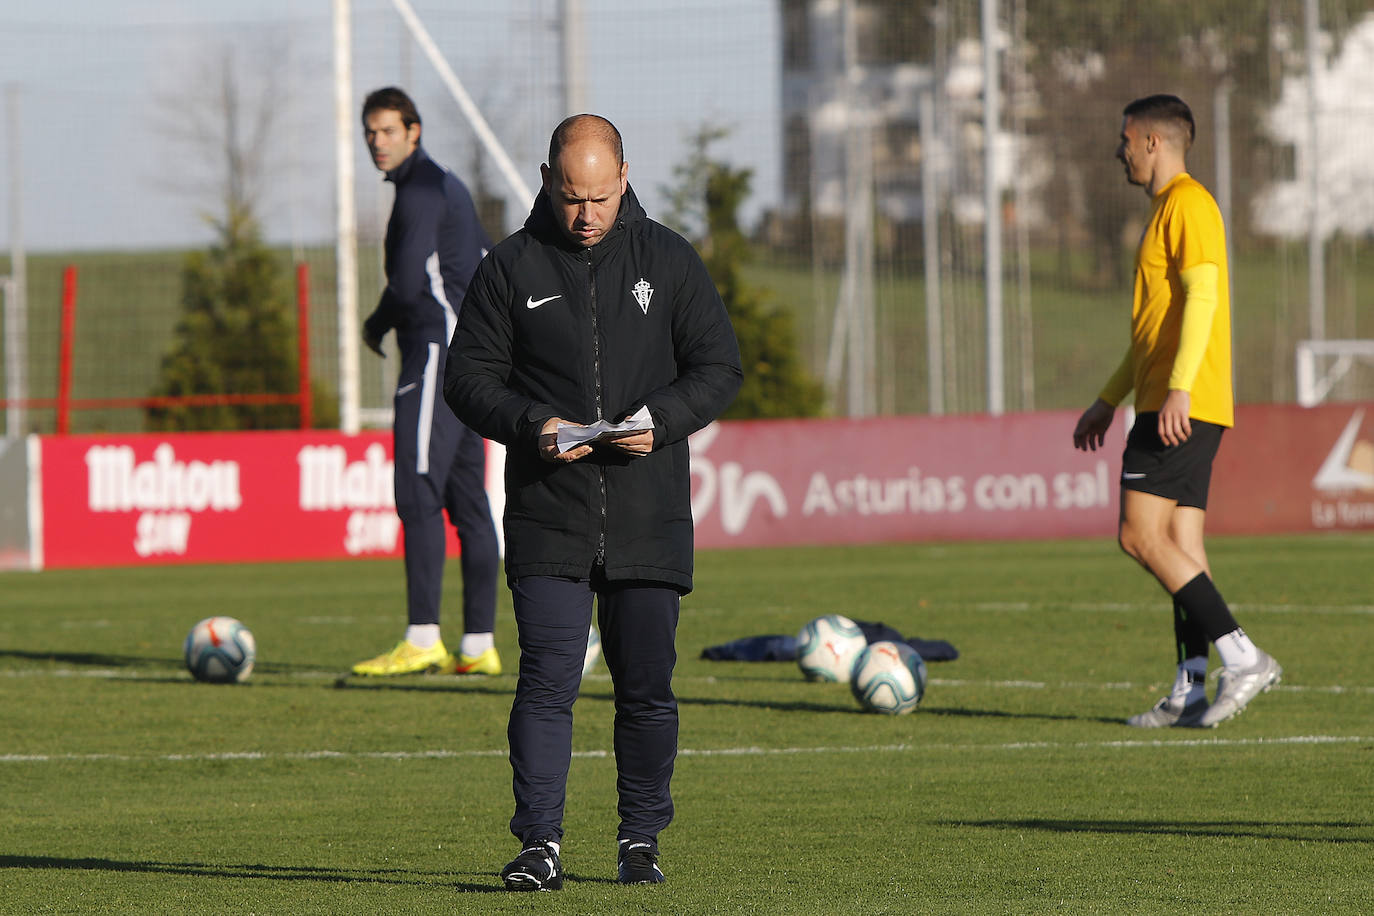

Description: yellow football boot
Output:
[453,647,502,676]
[351,640,455,676]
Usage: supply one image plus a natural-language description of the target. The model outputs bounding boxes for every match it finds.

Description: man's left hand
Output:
[1158,389,1192,446]
[602,429,654,458]
[363,327,386,357]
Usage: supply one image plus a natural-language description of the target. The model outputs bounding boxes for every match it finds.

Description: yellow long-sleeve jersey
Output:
[1099,172,1234,428]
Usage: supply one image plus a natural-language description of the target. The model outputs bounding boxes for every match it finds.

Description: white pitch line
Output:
[927,678,1374,695]
[1231,603,1374,615]
[3,668,1373,696]
[0,668,342,681]
[969,602,1374,615]
[3,735,1370,766]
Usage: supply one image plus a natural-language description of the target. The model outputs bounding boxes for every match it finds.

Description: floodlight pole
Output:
[1214,79,1236,394]
[981,0,1004,416]
[333,0,360,434]
[561,0,588,114]
[1305,0,1325,342]
[1214,80,1234,306]
[919,89,943,416]
[822,0,877,417]
[5,84,26,438]
[2,276,19,437]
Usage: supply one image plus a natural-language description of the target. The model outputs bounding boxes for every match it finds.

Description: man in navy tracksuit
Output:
[350,87,502,678]
[445,114,741,890]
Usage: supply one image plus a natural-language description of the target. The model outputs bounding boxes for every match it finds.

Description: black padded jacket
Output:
[444,184,741,592]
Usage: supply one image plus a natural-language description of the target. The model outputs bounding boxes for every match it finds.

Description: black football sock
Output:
[1173,597,1211,664]
[1171,573,1240,642]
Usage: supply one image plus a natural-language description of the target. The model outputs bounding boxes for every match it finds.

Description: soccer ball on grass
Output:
[184,616,256,683]
[850,640,926,714]
[796,614,867,682]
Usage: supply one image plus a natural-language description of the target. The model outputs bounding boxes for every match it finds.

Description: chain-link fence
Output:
[2,0,1371,435]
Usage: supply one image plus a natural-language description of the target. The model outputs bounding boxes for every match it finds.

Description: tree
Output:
[147,44,337,431]
[147,204,336,431]
[664,126,825,419]
[151,43,287,228]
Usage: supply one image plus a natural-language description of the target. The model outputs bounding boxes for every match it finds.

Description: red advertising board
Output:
[27,402,1374,569]
[1211,402,1374,534]
[685,403,1374,548]
[35,431,483,569]
[687,410,1120,547]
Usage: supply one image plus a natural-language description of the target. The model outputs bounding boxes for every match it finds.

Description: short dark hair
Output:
[548,114,623,169]
[1123,94,1195,149]
[362,87,421,129]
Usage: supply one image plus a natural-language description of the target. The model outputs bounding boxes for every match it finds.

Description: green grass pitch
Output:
[2,534,1372,914]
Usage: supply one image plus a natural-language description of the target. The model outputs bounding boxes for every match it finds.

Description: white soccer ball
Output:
[184,616,256,684]
[850,640,927,714]
[583,624,602,677]
[796,614,867,682]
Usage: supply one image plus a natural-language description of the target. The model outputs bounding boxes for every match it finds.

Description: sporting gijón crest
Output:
[631,278,654,315]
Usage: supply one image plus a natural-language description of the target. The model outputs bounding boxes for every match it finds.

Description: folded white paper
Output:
[556,406,654,453]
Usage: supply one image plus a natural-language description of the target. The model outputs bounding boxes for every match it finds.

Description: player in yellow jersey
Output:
[1073,95,1280,728]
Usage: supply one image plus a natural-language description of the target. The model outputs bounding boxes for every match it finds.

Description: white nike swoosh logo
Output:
[396,382,418,396]
[526,294,562,309]
[1121,472,1147,479]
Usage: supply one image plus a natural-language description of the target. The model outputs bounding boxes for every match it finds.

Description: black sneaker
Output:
[616,838,665,885]
[500,841,563,891]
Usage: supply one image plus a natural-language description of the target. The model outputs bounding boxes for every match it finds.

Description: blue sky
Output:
[0,1,780,251]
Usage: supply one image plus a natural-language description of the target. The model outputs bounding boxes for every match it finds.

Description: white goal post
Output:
[1295,339,1374,407]
[332,0,538,433]
[2,276,23,438]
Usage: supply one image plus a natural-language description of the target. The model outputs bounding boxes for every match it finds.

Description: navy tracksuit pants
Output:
[507,574,680,846]
[391,334,498,634]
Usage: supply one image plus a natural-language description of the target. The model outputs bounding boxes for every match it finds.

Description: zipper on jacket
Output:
[587,252,608,565]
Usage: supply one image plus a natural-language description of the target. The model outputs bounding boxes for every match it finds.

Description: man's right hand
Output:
[1072,398,1116,452]
[538,418,594,463]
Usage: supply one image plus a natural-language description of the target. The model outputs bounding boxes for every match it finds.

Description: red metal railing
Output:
[3,263,315,434]
[55,265,77,434]
[296,262,313,430]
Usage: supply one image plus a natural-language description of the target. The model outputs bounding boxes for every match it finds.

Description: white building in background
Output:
[778,0,1047,230]
[780,0,930,223]
[1253,14,1374,239]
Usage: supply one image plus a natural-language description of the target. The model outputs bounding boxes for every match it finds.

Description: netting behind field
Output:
[2,0,1372,435]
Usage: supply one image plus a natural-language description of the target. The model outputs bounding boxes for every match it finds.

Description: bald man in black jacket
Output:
[447,114,741,890]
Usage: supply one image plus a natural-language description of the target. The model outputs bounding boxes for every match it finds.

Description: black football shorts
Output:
[1120,412,1225,510]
